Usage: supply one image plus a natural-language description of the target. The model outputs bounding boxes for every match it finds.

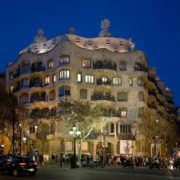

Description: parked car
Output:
[0,156,37,176]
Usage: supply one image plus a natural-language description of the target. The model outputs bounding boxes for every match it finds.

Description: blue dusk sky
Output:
[0,0,180,106]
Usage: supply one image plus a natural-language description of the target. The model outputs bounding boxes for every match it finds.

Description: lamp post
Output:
[19,123,22,156]
[69,124,81,168]
[155,119,159,157]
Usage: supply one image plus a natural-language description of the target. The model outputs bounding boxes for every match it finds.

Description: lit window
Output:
[59,70,70,80]
[77,73,82,83]
[82,60,91,68]
[45,76,50,85]
[129,78,133,86]
[137,77,143,86]
[81,142,88,151]
[102,77,108,83]
[120,62,126,71]
[47,59,54,69]
[59,56,70,65]
[85,75,94,83]
[112,77,122,85]
[52,74,56,83]
[117,92,128,102]
[65,141,72,151]
[10,85,14,93]
[119,108,127,118]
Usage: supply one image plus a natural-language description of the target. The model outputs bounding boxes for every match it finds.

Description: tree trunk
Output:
[41,139,44,155]
[78,138,82,165]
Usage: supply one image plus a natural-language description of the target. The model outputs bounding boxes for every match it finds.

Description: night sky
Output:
[0,0,180,106]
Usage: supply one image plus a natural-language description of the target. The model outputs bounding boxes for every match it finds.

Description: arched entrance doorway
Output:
[96,142,114,160]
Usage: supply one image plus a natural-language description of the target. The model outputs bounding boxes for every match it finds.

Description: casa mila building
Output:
[6,19,176,160]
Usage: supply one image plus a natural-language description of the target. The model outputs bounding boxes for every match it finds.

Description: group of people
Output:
[109,155,180,170]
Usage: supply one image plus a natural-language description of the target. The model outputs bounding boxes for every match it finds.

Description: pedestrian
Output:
[39,154,44,166]
[60,154,63,167]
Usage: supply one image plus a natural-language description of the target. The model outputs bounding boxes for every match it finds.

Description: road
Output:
[1,164,180,180]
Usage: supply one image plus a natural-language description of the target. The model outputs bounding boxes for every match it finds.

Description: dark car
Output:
[0,156,37,176]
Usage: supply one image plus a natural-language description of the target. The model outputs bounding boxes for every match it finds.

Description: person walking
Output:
[60,154,63,168]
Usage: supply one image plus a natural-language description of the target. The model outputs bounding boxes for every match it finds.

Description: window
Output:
[110,123,114,133]
[119,108,127,118]
[59,69,70,80]
[49,90,55,101]
[59,86,70,97]
[80,89,87,99]
[138,107,144,118]
[9,72,14,81]
[21,78,29,88]
[59,55,70,65]
[47,59,54,69]
[30,126,35,134]
[102,77,108,83]
[117,92,128,101]
[77,73,82,83]
[85,75,94,83]
[137,77,143,86]
[10,85,14,93]
[82,59,91,68]
[129,78,133,86]
[120,62,126,71]
[138,92,144,101]
[52,74,56,83]
[120,124,131,133]
[45,75,50,85]
[112,77,122,85]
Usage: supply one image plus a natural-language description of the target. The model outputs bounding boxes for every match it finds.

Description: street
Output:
[1,164,180,180]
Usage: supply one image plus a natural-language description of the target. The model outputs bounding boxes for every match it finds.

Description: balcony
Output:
[134,64,147,72]
[31,66,45,73]
[96,79,111,85]
[30,93,47,103]
[29,82,43,88]
[91,94,115,101]
[93,61,116,71]
[13,85,20,92]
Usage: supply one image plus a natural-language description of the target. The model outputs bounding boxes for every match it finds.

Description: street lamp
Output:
[69,124,81,168]
[19,123,22,156]
[1,144,4,155]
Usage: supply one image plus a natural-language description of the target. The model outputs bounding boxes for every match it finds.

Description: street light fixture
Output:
[1,144,4,155]
[19,123,22,156]
[69,124,81,168]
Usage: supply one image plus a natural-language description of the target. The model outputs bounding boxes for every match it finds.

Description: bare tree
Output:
[56,100,104,164]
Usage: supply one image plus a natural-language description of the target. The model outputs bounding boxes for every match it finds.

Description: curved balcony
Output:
[91,94,115,102]
[93,61,116,71]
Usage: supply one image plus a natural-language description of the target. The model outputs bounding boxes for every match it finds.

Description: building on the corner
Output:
[5,20,177,160]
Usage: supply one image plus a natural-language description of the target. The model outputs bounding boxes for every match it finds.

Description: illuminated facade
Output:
[6,20,176,159]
